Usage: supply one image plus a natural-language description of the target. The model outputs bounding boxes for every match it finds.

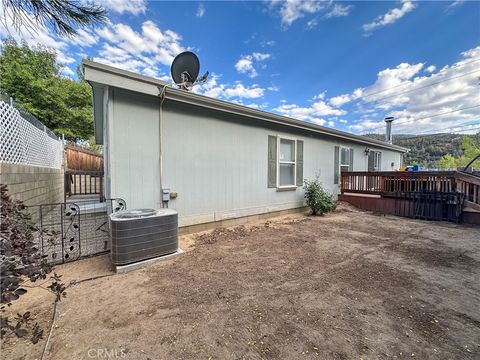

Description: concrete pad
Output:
[114,248,184,273]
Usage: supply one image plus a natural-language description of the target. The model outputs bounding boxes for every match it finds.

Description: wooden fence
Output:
[65,143,104,201]
[65,143,103,171]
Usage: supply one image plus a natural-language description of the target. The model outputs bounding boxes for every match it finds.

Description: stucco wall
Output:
[106,89,403,227]
[0,162,64,206]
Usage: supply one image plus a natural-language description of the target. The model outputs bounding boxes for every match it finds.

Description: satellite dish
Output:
[170,51,208,90]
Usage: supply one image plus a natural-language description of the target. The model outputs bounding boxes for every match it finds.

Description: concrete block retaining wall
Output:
[0,162,64,206]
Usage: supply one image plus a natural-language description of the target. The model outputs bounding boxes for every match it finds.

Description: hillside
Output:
[364,133,479,168]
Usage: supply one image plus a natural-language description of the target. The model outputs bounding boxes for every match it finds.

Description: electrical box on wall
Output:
[162,188,170,202]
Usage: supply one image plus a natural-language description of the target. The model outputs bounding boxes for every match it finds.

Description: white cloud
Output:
[274,0,326,27]
[224,83,265,98]
[362,0,416,35]
[445,0,464,13]
[273,96,346,124]
[235,52,271,78]
[306,18,319,29]
[313,91,326,100]
[329,94,351,107]
[252,52,271,61]
[329,89,362,107]
[94,20,185,79]
[324,3,353,18]
[344,46,480,134]
[68,28,98,47]
[98,0,147,15]
[425,65,436,73]
[268,0,352,28]
[60,66,75,77]
[193,74,266,100]
[261,40,276,47]
[310,118,327,126]
[196,3,206,17]
[306,3,353,29]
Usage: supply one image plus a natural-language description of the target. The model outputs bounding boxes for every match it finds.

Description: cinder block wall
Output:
[0,163,64,206]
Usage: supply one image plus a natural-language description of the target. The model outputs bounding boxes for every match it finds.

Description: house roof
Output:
[83,60,408,153]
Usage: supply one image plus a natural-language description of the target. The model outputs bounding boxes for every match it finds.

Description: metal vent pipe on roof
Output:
[384,117,394,144]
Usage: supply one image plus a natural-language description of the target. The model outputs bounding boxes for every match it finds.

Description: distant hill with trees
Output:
[364,133,480,169]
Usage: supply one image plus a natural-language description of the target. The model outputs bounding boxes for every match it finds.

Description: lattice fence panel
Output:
[0,100,62,169]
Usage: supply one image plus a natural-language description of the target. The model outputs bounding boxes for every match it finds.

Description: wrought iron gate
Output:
[29,198,126,264]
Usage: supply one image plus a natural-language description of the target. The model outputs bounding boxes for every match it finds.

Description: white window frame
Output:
[339,146,351,173]
[277,136,297,188]
[368,150,382,171]
[373,151,381,171]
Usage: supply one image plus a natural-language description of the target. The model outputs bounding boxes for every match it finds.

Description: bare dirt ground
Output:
[2,203,480,359]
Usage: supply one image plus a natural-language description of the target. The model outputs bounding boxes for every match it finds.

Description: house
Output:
[83,60,408,230]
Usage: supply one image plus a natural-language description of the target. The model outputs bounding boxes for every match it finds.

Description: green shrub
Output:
[303,177,336,215]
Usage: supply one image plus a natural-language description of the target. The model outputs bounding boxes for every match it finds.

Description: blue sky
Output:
[1,0,479,135]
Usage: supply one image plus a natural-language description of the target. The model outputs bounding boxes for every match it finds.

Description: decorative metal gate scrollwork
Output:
[31,198,126,264]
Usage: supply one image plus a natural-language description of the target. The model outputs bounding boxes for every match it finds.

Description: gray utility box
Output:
[109,208,178,266]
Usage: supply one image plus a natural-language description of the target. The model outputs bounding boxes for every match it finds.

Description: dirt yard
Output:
[2,203,480,359]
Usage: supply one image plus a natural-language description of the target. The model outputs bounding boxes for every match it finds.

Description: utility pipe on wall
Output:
[158,85,167,208]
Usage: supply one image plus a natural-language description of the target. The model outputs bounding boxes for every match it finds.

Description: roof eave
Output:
[83,60,409,153]
[165,88,408,152]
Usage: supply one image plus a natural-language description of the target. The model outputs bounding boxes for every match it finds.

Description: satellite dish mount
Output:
[171,51,209,91]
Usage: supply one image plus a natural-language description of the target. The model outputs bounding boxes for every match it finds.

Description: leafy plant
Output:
[47,273,66,302]
[0,185,52,304]
[0,40,95,141]
[303,177,336,215]
[0,185,55,341]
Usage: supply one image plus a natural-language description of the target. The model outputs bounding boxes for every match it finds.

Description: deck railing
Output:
[341,171,480,210]
[65,170,104,201]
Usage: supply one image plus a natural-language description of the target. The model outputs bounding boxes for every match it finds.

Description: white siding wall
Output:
[107,89,161,209]
[107,90,402,226]
[161,103,402,226]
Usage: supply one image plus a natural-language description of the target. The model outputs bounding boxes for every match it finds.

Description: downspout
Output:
[158,85,167,208]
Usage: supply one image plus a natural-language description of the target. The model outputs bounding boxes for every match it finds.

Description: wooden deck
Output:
[339,171,480,224]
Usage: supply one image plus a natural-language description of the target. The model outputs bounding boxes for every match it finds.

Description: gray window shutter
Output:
[296,140,304,186]
[349,148,354,171]
[378,152,382,171]
[268,135,277,188]
[334,146,339,185]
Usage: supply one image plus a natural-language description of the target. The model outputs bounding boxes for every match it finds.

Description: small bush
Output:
[0,184,55,342]
[303,177,336,215]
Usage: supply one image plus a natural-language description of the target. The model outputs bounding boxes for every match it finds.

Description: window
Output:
[334,146,353,185]
[368,151,382,171]
[267,135,303,189]
[278,138,296,187]
[340,147,351,173]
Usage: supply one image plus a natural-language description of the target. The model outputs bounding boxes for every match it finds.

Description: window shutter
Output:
[378,152,382,171]
[334,146,339,185]
[349,148,354,171]
[296,140,304,186]
[268,135,277,188]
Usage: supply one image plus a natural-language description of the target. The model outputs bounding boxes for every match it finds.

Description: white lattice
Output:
[0,100,62,169]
